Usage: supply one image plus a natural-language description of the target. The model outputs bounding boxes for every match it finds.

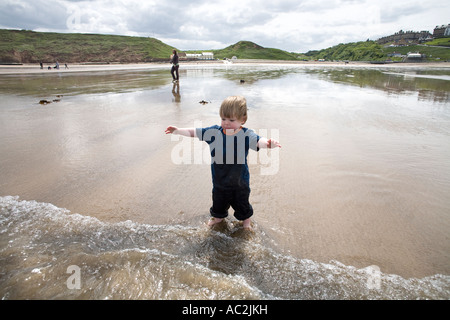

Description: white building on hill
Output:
[186,52,214,60]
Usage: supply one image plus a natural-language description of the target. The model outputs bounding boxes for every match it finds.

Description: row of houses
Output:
[377,24,449,46]
[377,30,432,46]
[433,24,450,38]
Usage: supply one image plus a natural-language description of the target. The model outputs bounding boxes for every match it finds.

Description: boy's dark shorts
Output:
[210,187,253,221]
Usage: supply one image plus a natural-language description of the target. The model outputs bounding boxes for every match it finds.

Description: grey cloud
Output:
[0,1,68,30]
[380,4,427,24]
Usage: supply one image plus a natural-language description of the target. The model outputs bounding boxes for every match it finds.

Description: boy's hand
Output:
[268,139,281,148]
[165,126,178,134]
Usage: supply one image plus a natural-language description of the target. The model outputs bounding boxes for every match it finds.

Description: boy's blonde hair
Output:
[220,96,248,123]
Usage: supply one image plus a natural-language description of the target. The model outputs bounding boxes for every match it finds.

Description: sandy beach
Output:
[1,60,449,75]
[1,61,449,299]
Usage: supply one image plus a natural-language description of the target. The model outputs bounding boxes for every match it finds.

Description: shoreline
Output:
[1,60,449,75]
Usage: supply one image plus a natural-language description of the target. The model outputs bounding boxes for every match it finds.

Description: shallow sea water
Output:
[0,64,449,299]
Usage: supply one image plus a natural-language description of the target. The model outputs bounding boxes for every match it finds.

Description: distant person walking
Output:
[170,49,179,82]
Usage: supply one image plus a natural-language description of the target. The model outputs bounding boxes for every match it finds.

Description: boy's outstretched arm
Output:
[258,138,281,149]
[165,126,196,137]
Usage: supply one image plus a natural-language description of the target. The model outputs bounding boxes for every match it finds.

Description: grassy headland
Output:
[0,29,175,64]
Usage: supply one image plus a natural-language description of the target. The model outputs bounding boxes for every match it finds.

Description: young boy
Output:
[165,96,281,230]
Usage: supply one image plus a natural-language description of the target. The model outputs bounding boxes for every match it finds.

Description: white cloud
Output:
[0,0,448,52]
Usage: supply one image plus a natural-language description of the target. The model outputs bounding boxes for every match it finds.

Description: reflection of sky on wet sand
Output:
[0,64,448,102]
[0,64,449,278]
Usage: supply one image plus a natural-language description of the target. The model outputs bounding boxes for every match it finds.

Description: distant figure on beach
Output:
[40,62,43,69]
[54,61,59,70]
[170,49,179,82]
[165,96,281,230]
[65,63,69,69]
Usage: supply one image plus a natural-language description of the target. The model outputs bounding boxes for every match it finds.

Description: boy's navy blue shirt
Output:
[196,125,260,190]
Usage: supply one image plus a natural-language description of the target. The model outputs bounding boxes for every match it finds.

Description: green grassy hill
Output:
[0,30,301,64]
[382,43,450,61]
[0,29,176,63]
[305,39,450,62]
[305,41,386,61]
[213,41,300,60]
[2,29,448,64]
[187,41,301,60]
[423,37,450,47]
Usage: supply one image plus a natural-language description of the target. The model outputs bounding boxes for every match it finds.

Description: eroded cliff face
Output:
[1,48,167,64]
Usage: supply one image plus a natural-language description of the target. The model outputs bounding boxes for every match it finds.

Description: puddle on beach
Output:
[1,64,449,299]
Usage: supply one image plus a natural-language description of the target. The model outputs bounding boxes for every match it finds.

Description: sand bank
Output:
[1,60,449,75]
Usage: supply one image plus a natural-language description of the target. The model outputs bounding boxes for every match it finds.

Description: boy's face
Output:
[221,116,244,132]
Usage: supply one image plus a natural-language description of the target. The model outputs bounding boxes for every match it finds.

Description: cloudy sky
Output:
[0,0,448,52]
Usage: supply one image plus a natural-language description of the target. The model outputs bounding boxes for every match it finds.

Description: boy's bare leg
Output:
[207,217,223,227]
[243,218,252,230]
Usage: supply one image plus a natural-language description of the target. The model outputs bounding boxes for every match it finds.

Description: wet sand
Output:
[1,60,449,75]
[0,62,449,281]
